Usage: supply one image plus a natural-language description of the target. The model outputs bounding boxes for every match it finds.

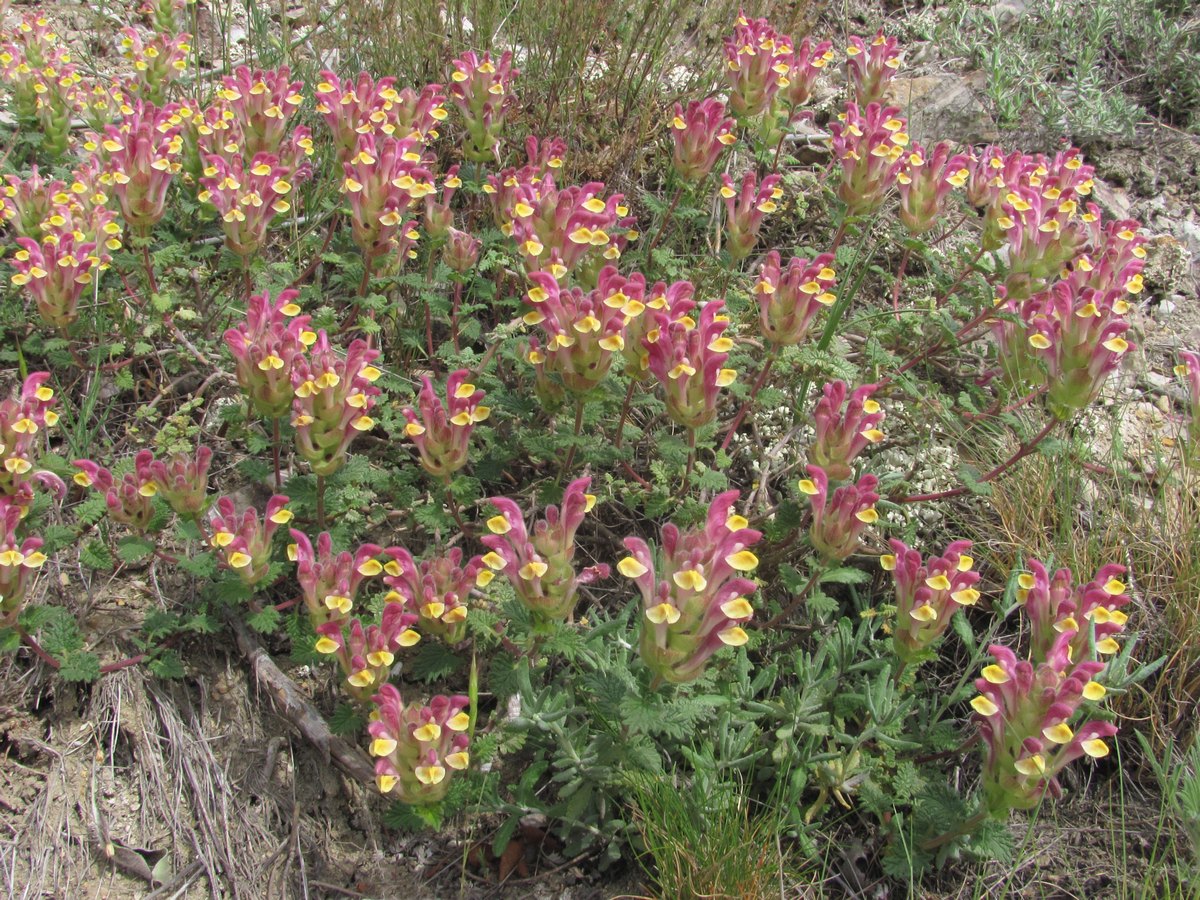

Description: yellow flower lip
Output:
[1042,722,1074,744]
[981,664,1009,684]
[486,515,511,535]
[718,626,748,646]
[720,597,753,619]
[970,695,999,716]
[672,569,708,592]
[880,554,896,571]
[725,550,758,572]
[646,602,681,625]
[925,574,951,592]
[617,557,647,578]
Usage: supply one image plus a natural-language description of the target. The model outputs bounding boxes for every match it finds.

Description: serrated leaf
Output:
[957,464,994,497]
[247,606,281,634]
[177,552,218,578]
[59,651,101,682]
[116,535,157,564]
[148,651,186,679]
[330,702,366,737]
[819,566,870,586]
[80,539,113,570]
[0,627,20,654]
[408,641,462,682]
[950,610,976,655]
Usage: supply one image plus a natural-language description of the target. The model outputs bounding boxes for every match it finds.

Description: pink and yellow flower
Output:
[618,490,760,683]
[844,31,902,106]
[223,289,315,420]
[642,298,737,430]
[810,381,885,481]
[314,603,421,701]
[719,171,781,261]
[290,333,382,477]
[207,494,292,585]
[798,466,880,561]
[0,496,48,622]
[448,50,517,162]
[754,250,837,348]
[383,545,483,645]
[480,477,608,623]
[368,685,471,803]
[669,99,737,182]
[136,446,212,518]
[402,369,488,479]
[882,538,980,662]
[289,530,386,630]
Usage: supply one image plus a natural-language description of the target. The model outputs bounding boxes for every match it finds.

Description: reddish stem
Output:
[897,417,1058,504]
[720,354,776,452]
[645,184,685,257]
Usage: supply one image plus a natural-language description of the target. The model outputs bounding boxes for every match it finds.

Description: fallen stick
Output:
[229,617,376,786]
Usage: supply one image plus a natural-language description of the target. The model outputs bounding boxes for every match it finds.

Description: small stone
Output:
[883,73,999,146]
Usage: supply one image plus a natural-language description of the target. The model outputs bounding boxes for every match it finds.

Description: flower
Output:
[810,381,885,481]
[88,102,185,233]
[0,374,64,502]
[669,99,736,182]
[315,72,446,161]
[382,545,483,645]
[619,490,761,683]
[368,685,470,804]
[719,171,781,261]
[197,151,297,258]
[642,298,737,430]
[207,494,291,585]
[798,466,879,561]
[896,141,969,236]
[1015,560,1131,666]
[723,12,793,118]
[402,369,488,479]
[73,459,157,531]
[1176,350,1200,465]
[480,477,607,623]
[882,538,980,662]
[443,227,480,273]
[754,250,837,348]
[289,530,385,630]
[484,135,565,227]
[118,28,191,104]
[0,495,48,622]
[340,133,433,262]
[290,332,382,477]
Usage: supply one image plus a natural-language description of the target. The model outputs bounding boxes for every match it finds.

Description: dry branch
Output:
[228,617,376,785]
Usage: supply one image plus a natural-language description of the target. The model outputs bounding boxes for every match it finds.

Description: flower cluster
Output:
[341,135,433,262]
[290,333,381,477]
[139,0,195,34]
[810,381,885,481]
[118,28,190,104]
[643,298,737,430]
[73,458,158,530]
[289,530,386,629]
[618,490,760,684]
[882,539,980,663]
[670,99,737,182]
[844,31,902,105]
[723,12,793,118]
[972,640,1116,814]
[213,65,308,160]
[1,15,81,156]
[896,141,969,236]
[503,175,634,282]
[423,165,461,240]
[402,370,488,479]
[383,545,483,645]
[448,50,517,162]
[136,446,211,518]
[315,603,421,701]
[754,250,837,348]
[0,496,48,623]
[198,152,296,258]
[223,289,317,419]
[207,494,292,584]
[830,102,908,217]
[719,171,781,261]
[0,374,61,502]
[480,477,607,623]
[369,685,470,803]
[88,102,185,233]
[522,267,637,395]
[315,72,447,161]
[483,135,565,227]
[798,466,879,561]
[993,276,1134,419]
[782,36,835,109]
[1016,561,1130,666]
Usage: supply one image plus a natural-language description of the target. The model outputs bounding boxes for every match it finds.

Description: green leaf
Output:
[116,535,157,564]
[957,464,994,497]
[408,641,462,682]
[148,651,186,679]
[247,607,281,634]
[177,552,218,578]
[819,567,870,586]
[383,801,442,831]
[0,627,20,654]
[80,539,114,570]
[330,703,366,737]
[59,651,101,682]
[950,610,976,655]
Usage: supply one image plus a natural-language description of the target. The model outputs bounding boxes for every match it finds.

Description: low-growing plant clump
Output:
[1,0,1197,895]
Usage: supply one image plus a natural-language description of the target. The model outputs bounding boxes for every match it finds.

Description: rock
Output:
[988,0,1030,23]
[1092,178,1134,222]
[883,73,999,146]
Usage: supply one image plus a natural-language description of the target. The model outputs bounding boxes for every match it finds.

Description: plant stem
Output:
[720,352,776,452]
[680,427,696,495]
[272,418,283,490]
[561,398,585,478]
[614,378,636,449]
[765,566,822,628]
[451,279,463,353]
[898,417,1059,504]
[442,477,471,537]
[357,256,374,298]
[890,247,910,319]
[316,474,327,530]
[645,183,685,257]
[243,264,252,304]
[141,242,158,296]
